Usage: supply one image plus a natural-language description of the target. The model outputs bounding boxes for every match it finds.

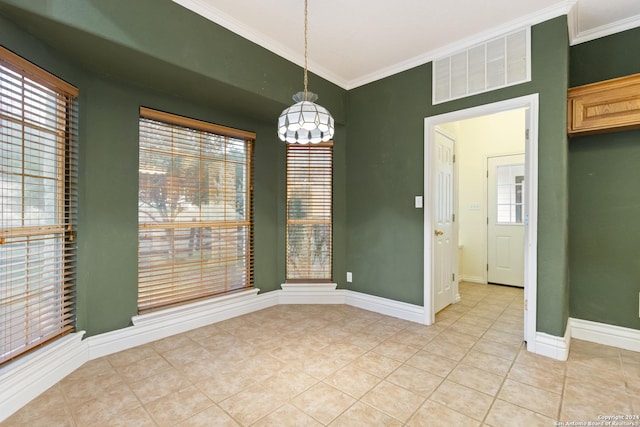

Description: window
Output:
[496,163,525,224]
[286,143,332,281]
[0,47,78,365]
[138,108,254,313]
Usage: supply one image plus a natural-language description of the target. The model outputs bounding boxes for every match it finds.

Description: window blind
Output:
[138,108,254,313]
[286,142,333,281]
[0,46,78,366]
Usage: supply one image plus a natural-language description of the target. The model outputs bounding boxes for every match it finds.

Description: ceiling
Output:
[173,0,640,90]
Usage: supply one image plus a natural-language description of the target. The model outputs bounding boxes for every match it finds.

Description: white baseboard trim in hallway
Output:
[570,317,640,352]
[460,275,485,284]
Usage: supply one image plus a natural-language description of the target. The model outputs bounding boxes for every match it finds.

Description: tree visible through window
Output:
[286,143,333,281]
[137,108,254,313]
[0,47,78,366]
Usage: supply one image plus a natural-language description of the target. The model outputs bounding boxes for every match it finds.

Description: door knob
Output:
[434,230,444,236]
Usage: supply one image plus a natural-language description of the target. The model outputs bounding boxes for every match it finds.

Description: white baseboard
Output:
[460,275,486,284]
[533,321,571,361]
[0,286,424,421]
[570,317,640,352]
[0,332,87,422]
[0,289,278,422]
[89,288,277,359]
[279,283,344,304]
[6,292,639,423]
[345,291,425,323]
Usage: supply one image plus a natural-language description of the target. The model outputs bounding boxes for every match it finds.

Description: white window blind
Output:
[433,27,530,104]
[0,46,78,366]
[286,142,332,281]
[138,108,254,313]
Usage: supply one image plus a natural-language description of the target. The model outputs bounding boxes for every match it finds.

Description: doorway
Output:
[424,94,539,352]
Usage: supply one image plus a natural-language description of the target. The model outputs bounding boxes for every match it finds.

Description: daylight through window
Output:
[138,108,254,313]
[0,47,78,366]
[286,142,333,281]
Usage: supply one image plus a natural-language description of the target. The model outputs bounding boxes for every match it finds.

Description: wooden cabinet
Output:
[568,73,640,136]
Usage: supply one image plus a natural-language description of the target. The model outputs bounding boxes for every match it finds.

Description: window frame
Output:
[285,141,333,282]
[0,46,78,366]
[137,107,255,313]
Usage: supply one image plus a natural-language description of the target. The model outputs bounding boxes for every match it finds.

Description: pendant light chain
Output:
[303,0,309,99]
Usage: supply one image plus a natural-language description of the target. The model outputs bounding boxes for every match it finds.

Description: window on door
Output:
[286,143,333,281]
[0,47,78,365]
[137,108,255,313]
[496,163,525,224]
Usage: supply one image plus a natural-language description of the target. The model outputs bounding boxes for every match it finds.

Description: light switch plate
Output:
[346,272,353,283]
[415,196,423,209]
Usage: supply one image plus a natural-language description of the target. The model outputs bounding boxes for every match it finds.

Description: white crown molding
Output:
[345,1,576,90]
[171,0,349,89]
[570,13,640,46]
[567,1,580,45]
[570,317,640,352]
[172,0,640,89]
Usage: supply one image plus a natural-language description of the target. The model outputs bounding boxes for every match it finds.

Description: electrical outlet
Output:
[346,272,353,283]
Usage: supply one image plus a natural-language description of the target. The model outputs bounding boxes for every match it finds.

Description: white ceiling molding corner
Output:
[571,13,640,46]
[172,0,350,88]
[346,0,575,90]
[567,1,580,44]
[172,0,640,90]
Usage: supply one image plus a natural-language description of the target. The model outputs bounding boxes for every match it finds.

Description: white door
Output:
[434,129,455,312]
[487,154,525,287]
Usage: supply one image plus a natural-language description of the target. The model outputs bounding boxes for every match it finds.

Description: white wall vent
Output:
[433,27,531,105]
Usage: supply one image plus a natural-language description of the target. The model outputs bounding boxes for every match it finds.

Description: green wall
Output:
[346,16,571,336]
[5,0,612,340]
[568,27,640,330]
[0,2,348,336]
[0,0,346,123]
[75,76,286,336]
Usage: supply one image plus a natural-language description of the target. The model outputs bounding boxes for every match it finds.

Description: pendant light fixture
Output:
[277,0,334,144]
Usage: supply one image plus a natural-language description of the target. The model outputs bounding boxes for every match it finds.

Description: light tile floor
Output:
[4,282,640,426]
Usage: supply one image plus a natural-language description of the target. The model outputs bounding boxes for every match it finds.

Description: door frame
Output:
[424,94,538,351]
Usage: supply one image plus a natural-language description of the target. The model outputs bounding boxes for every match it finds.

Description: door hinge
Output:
[486,217,489,225]
[452,213,455,222]
[486,263,489,271]
[524,299,528,310]
[486,170,489,178]
[453,154,456,163]
[525,128,530,140]
[452,273,455,282]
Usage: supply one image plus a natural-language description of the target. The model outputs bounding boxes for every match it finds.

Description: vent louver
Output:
[433,27,530,105]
